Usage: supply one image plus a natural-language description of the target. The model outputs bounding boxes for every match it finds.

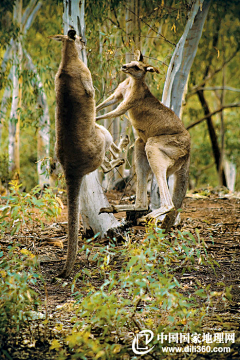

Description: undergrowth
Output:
[0,246,42,341]
[0,181,61,358]
[0,180,62,235]
[52,225,228,360]
[0,183,231,359]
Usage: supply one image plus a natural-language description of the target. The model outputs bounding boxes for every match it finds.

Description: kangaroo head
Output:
[48,29,85,52]
[121,50,160,79]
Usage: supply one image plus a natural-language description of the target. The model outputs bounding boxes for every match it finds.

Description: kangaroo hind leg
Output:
[161,156,190,231]
[134,137,151,210]
[145,140,175,218]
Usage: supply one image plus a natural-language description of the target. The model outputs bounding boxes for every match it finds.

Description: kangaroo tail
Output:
[58,175,83,278]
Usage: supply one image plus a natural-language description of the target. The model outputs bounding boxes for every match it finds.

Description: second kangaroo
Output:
[97,50,191,230]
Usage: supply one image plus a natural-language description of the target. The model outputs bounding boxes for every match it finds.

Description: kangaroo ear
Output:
[146,66,160,74]
[48,35,65,42]
[134,50,144,62]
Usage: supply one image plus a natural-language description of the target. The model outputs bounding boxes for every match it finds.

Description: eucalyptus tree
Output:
[151,0,211,209]
[185,0,240,189]
[0,0,50,185]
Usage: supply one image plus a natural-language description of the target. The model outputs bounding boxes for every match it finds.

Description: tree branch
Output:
[24,49,50,186]
[1,1,42,73]
[22,0,38,26]
[1,39,13,73]
[186,102,240,130]
[125,6,176,46]
[196,86,240,92]
[0,68,13,144]
[23,1,42,34]
[187,46,240,98]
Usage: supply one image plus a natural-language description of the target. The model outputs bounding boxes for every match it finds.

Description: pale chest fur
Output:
[123,84,187,142]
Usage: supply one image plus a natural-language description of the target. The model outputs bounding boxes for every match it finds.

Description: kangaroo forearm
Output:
[96,107,127,120]
[96,97,119,111]
[97,100,131,120]
[96,113,115,120]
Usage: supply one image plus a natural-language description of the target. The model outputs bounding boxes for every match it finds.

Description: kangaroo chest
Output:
[128,108,149,143]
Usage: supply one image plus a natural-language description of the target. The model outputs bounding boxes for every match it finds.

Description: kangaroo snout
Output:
[121,65,127,71]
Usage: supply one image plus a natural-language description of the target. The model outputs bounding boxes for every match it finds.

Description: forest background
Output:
[0,0,239,193]
[1,1,240,359]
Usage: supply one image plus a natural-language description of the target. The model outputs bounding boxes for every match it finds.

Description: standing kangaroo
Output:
[97,51,191,230]
[49,30,127,277]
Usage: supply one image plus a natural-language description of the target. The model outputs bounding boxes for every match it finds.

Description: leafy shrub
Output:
[52,225,221,359]
[0,153,10,186]
[0,180,62,235]
[0,246,42,337]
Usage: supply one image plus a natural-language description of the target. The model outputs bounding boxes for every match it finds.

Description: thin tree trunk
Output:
[23,0,49,186]
[2,0,43,177]
[194,18,227,186]
[24,51,50,186]
[196,89,227,186]
[117,0,141,185]
[63,0,119,237]
[0,70,12,145]
[9,0,23,179]
[219,38,226,186]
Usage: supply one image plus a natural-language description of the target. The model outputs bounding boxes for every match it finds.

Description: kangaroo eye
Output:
[133,65,140,70]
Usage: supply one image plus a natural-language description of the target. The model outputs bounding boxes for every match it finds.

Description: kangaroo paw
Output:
[99,204,149,214]
[102,167,113,174]
[115,159,125,167]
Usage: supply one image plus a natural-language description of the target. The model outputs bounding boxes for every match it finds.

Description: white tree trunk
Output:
[63,0,119,237]
[80,171,120,236]
[8,40,19,174]
[150,0,211,209]
[24,51,50,186]
[0,70,12,145]
[163,0,211,117]
[1,0,43,178]
[8,0,23,177]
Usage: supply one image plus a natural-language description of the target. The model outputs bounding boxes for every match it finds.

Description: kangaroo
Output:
[97,50,191,231]
[49,29,127,277]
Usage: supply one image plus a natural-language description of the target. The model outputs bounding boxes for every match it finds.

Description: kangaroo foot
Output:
[160,209,177,233]
[51,269,70,282]
[99,204,148,214]
[137,205,175,225]
[155,212,181,226]
[56,268,71,278]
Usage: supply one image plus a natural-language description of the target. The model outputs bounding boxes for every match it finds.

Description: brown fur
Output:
[97,50,191,230]
[50,30,126,277]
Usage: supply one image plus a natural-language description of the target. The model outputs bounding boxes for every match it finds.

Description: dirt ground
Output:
[1,188,240,359]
